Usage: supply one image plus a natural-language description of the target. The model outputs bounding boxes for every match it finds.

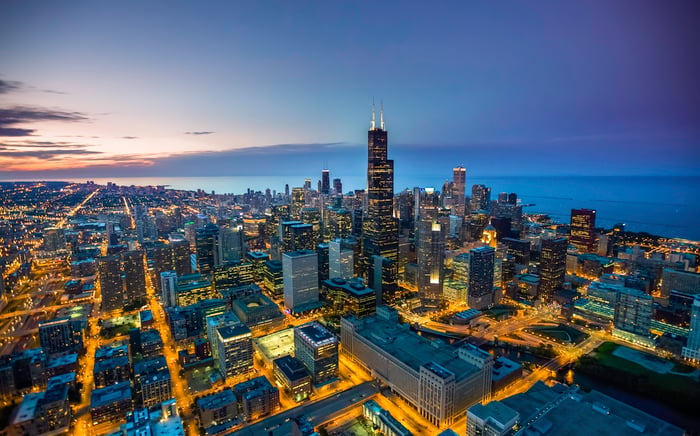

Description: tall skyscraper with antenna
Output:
[362,102,398,276]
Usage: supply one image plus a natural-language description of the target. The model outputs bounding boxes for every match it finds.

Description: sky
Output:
[0,0,699,179]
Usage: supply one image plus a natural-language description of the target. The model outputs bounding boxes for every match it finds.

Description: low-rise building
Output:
[90,381,133,424]
[273,355,312,402]
[233,376,280,422]
[197,389,237,431]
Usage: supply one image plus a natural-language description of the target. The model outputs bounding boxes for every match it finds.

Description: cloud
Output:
[0,80,23,94]
[41,89,67,95]
[0,106,89,137]
[0,140,93,149]
[121,136,139,139]
[185,131,214,135]
[0,148,102,159]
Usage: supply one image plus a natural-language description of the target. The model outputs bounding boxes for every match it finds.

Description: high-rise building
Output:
[196,223,220,275]
[213,323,253,381]
[329,238,354,280]
[468,246,495,310]
[160,271,178,307]
[417,219,445,308]
[570,208,596,253]
[291,188,305,219]
[321,169,330,195]
[38,317,81,356]
[362,103,399,277]
[333,178,342,195]
[539,237,567,301]
[170,235,192,276]
[613,288,652,338]
[452,166,466,217]
[97,255,123,312]
[368,255,397,305]
[282,250,320,314]
[681,295,700,362]
[294,321,338,386]
[470,184,491,212]
[122,250,146,305]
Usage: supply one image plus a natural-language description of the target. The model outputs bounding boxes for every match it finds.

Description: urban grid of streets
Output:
[0,181,697,436]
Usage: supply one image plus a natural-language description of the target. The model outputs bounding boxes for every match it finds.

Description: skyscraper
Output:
[470,184,491,212]
[538,237,567,301]
[362,103,398,277]
[416,218,445,308]
[282,250,320,314]
[681,296,700,362]
[452,166,466,217]
[321,169,330,195]
[121,250,146,306]
[196,223,220,275]
[160,270,178,307]
[98,255,123,312]
[294,321,338,386]
[570,208,596,253]
[468,246,495,310]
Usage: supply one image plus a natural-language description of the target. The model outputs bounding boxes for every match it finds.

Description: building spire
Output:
[370,98,376,130]
[380,99,385,130]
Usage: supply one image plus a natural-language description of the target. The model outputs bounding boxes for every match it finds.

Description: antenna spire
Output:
[380,99,385,130]
[370,98,376,130]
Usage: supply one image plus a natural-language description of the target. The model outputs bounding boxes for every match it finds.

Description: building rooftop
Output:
[218,323,252,341]
[282,249,316,258]
[254,328,295,361]
[47,353,78,369]
[197,388,236,411]
[500,382,684,436]
[468,401,519,428]
[11,392,43,425]
[492,356,522,382]
[346,314,481,381]
[96,343,129,361]
[48,372,76,388]
[91,381,132,409]
[94,355,130,373]
[296,321,337,348]
[246,251,269,260]
[273,355,310,382]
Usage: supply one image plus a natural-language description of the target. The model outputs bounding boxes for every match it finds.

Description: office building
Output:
[38,317,82,356]
[273,355,312,402]
[213,261,255,291]
[294,321,338,386]
[468,246,495,310]
[175,274,215,306]
[322,277,377,317]
[262,260,284,297]
[160,270,178,307]
[661,268,700,297]
[122,250,147,305]
[341,306,492,428]
[94,354,130,389]
[282,250,320,314]
[233,376,280,422]
[570,208,596,253]
[196,223,220,275]
[363,103,399,275]
[468,381,683,436]
[321,169,330,195]
[329,238,354,280]
[470,184,491,212]
[452,166,466,217]
[90,381,133,424]
[681,295,700,362]
[97,254,123,312]
[197,389,237,431]
[213,323,253,380]
[416,218,445,307]
[133,356,172,408]
[368,254,397,305]
[539,237,567,301]
[613,287,653,345]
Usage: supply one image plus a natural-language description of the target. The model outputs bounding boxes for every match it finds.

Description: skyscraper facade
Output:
[321,169,330,195]
[468,246,495,310]
[121,250,146,305]
[570,208,596,253]
[538,237,567,301]
[196,223,220,275]
[98,255,123,312]
[452,166,466,217]
[160,270,178,307]
[681,295,700,362]
[362,104,398,278]
[282,250,320,314]
[417,219,445,308]
[470,184,491,212]
[294,321,338,386]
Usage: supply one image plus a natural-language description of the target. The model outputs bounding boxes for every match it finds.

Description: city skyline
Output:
[2,1,700,178]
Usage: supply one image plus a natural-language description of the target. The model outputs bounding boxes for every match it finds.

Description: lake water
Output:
[11,174,699,241]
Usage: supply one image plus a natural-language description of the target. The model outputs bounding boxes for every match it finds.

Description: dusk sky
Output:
[1,1,699,179]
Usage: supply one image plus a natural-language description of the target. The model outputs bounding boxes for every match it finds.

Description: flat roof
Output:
[348,315,480,380]
[254,328,295,361]
[273,355,310,382]
[468,401,519,426]
[218,323,252,340]
[91,381,132,409]
[197,388,235,410]
[12,392,43,425]
[296,322,337,347]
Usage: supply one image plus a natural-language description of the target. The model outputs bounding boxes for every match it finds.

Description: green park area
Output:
[524,324,589,345]
[576,342,700,415]
[483,304,519,320]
